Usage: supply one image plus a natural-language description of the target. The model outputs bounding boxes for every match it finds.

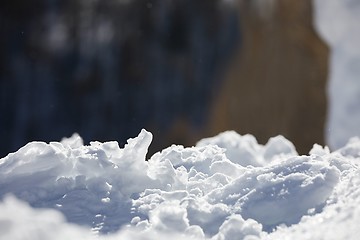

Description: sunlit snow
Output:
[1,129,360,240]
[1,1,360,239]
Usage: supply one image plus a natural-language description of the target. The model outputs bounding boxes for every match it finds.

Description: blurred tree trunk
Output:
[207,0,329,154]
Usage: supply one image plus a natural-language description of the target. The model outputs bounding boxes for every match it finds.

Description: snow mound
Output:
[1,130,360,239]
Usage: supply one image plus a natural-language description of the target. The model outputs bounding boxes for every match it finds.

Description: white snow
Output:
[1,1,360,239]
[1,129,360,240]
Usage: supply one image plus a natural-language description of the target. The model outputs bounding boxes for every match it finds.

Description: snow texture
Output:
[1,129,360,240]
[1,2,360,237]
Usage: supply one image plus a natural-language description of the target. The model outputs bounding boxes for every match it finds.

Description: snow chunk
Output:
[263,136,298,162]
[212,215,262,240]
[206,156,340,232]
[197,131,264,167]
[0,195,94,240]
[0,129,158,233]
[197,131,297,167]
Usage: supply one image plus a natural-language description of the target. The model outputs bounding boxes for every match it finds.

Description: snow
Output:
[1,129,360,240]
[1,1,360,239]
[314,0,360,149]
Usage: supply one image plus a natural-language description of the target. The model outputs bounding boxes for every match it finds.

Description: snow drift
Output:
[1,129,360,240]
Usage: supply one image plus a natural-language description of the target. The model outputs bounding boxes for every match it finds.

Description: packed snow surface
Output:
[1,129,360,240]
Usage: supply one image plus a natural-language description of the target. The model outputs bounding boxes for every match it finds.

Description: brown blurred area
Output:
[207,0,329,154]
[0,0,328,157]
[163,0,329,154]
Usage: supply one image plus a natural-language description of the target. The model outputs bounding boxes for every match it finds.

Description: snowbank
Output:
[1,130,360,240]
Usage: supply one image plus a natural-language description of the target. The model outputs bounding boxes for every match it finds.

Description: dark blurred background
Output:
[0,0,328,158]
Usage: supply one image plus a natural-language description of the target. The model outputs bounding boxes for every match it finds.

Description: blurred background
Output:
[0,0,329,158]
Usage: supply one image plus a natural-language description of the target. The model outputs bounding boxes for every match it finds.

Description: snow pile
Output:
[314,0,360,149]
[1,130,360,239]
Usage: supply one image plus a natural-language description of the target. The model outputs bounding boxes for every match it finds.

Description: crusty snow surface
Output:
[1,1,360,239]
[1,129,360,240]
